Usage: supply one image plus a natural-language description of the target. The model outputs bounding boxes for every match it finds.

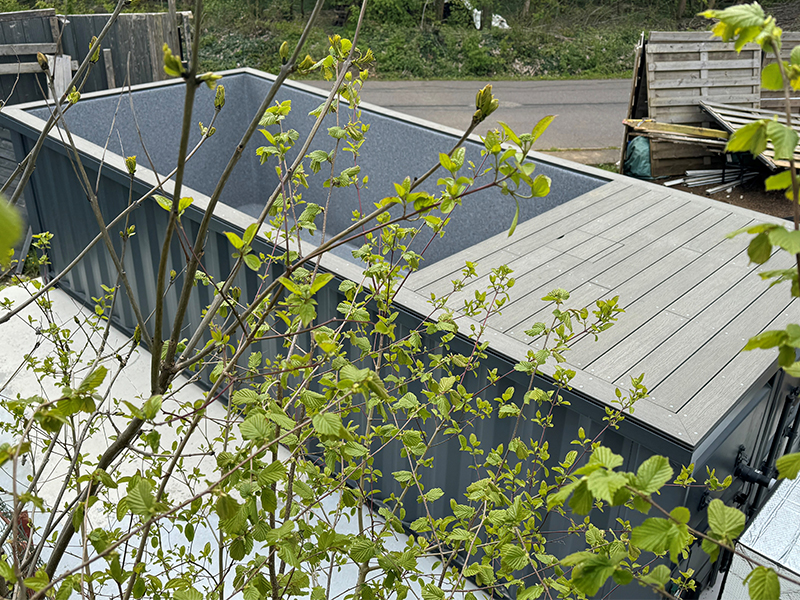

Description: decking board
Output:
[570,243,752,369]
[406,180,629,292]
[406,174,800,449]
[494,202,719,333]
[648,283,793,412]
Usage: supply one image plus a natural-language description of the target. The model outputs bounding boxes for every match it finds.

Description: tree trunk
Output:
[676,0,687,19]
[435,0,445,21]
[521,0,530,19]
[480,5,491,29]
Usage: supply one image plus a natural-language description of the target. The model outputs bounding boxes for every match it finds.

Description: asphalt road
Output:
[304,79,630,151]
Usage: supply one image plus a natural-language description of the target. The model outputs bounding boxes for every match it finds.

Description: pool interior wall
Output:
[27,71,606,265]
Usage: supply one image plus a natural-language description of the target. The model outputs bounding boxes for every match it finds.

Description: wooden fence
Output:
[0,8,192,248]
[624,30,800,177]
[0,8,192,107]
[644,31,761,176]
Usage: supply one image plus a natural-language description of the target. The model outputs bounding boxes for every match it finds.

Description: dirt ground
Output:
[663,177,796,221]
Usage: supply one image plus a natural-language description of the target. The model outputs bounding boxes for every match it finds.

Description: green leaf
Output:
[215,495,239,520]
[569,480,594,515]
[0,558,17,585]
[744,329,787,351]
[793,45,800,67]
[701,3,765,29]
[635,455,673,494]
[421,584,444,600]
[310,272,334,294]
[707,499,745,541]
[776,452,800,479]
[766,120,800,160]
[501,544,529,571]
[239,414,271,441]
[702,536,721,563]
[243,254,261,271]
[127,481,155,517]
[498,121,521,145]
[312,412,342,437]
[670,506,690,524]
[532,174,551,197]
[761,62,784,90]
[531,115,555,142]
[0,201,22,268]
[350,538,376,563]
[258,460,287,486]
[242,222,258,245]
[744,566,780,600]
[174,588,203,600]
[328,126,347,139]
[586,469,628,504]
[154,194,172,212]
[78,366,107,394]
[278,276,301,295]
[765,170,792,191]
[24,570,49,592]
[726,120,768,156]
[439,152,455,172]
[517,584,544,600]
[631,516,692,563]
[224,231,244,250]
[640,564,671,587]
[178,196,193,214]
[142,394,162,420]
[569,554,616,596]
[748,232,773,264]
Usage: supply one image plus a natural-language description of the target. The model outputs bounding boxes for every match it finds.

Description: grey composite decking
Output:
[407,178,800,449]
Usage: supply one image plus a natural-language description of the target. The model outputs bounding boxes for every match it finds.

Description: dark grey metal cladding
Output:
[25,70,605,266]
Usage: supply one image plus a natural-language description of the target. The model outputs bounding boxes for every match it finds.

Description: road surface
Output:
[304,79,630,153]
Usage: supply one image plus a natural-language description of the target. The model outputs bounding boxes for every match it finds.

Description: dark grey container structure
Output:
[2,68,800,598]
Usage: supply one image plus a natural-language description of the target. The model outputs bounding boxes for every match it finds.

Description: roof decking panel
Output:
[407,180,800,449]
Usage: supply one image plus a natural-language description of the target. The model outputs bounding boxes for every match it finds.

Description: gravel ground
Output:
[666,177,795,221]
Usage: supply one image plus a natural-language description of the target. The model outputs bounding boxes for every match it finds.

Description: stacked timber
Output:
[664,167,759,194]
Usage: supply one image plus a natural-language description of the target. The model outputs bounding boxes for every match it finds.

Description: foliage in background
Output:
[11,0,799,79]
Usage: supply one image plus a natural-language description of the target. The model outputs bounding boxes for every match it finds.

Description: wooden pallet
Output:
[700,100,800,170]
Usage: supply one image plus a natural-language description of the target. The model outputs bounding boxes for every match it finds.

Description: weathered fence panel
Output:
[0,9,191,106]
[0,9,58,106]
[645,31,761,176]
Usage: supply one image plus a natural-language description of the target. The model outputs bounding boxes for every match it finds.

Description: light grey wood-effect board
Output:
[408,179,800,447]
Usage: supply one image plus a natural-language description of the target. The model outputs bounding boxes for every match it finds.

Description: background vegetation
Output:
[5,0,799,79]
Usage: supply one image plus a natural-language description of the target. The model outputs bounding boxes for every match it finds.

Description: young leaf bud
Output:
[162,43,184,78]
[67,86,81,105]
[279,41,289,64]
[125,156,137,175]
[214,84,225,110]
[37,52,48,72]
[197,72,222,89]
[89,36,100,63]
